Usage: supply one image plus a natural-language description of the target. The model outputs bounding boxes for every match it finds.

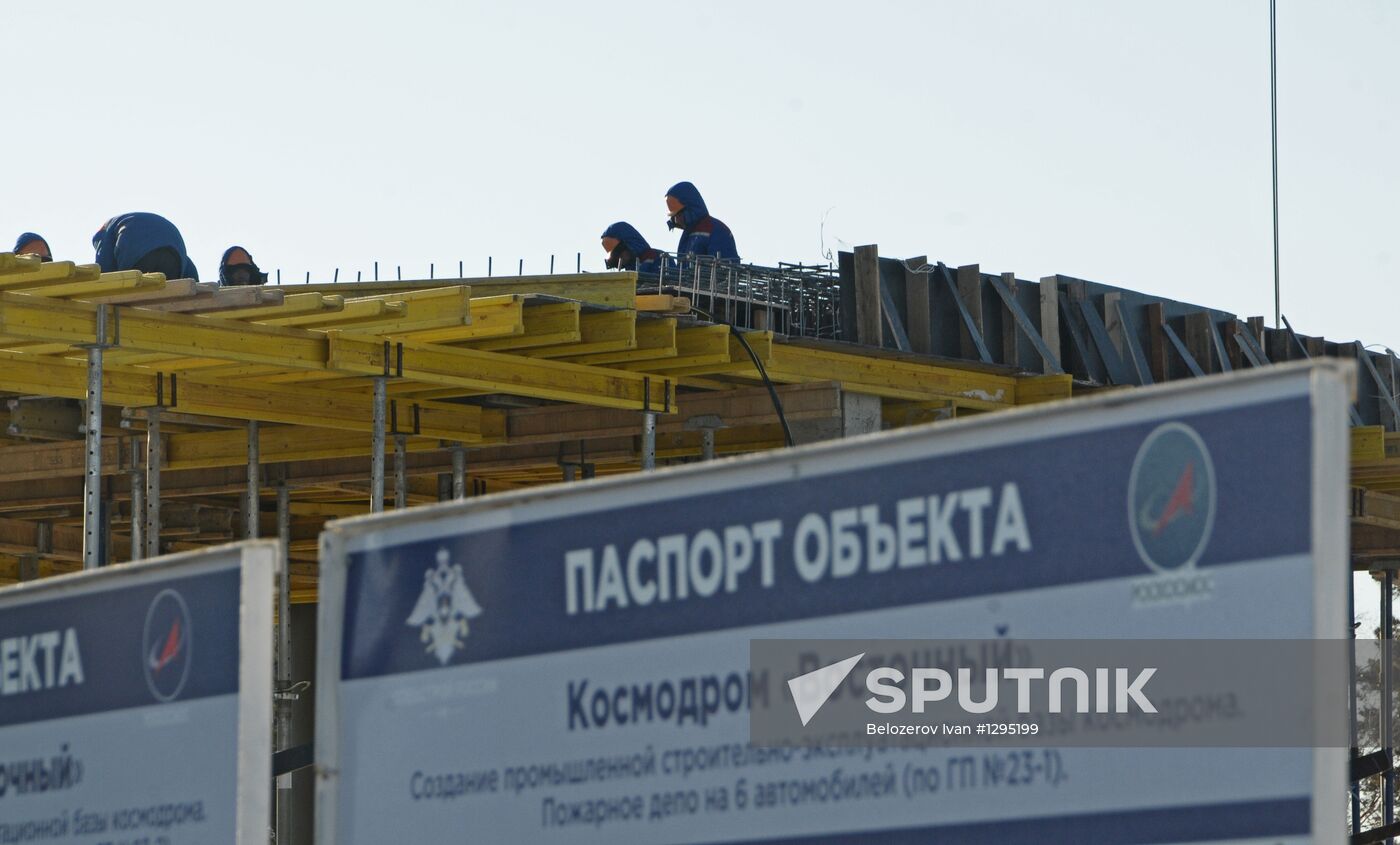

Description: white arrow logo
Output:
[787,653,865,727]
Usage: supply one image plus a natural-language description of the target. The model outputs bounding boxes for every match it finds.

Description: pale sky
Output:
[4,1,1396,348]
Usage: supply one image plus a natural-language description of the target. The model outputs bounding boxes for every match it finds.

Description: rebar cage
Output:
[637,253,842,339]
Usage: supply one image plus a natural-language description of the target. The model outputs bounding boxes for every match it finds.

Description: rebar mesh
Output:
[637,253,842,339]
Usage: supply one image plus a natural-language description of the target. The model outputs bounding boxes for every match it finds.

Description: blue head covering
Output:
[13,232,47,254]
[92,212,198,280]
[220,245,255,266]
[664,182,709,230]
[601,222,651,256]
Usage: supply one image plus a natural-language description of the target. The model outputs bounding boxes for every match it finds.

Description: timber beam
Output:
[327,332,673,411]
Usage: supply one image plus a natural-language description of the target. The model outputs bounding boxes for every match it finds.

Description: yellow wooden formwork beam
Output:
[1016,374,1074,405]
[327,332,673,411]
[0,349,497,441]
[0,261,103,288]
[883,400,955,428]
[29,274,166,300]
[402,294,525,343]
[169,381,499,441]
[469,301,581,351]
[215,293,346,321]
[565,318,678,366]
[164,424,454,470]
[761,343,1020,408]
[88,279,211,305]
[1354,426,1387,463]
[0,292,329,369]
[631,328,759,375]
[260,299,404,327]
[299,273,637,309]
[0,253,44,276]
[522,310,637,359]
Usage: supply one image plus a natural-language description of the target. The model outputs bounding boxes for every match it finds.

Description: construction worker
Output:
[601,222,665,274]
[664,181,739,261]
[92,212,199,280]
[13,233,52,262]
[218,245,268,286]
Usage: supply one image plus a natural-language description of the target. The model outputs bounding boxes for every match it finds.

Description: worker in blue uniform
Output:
[13,233,52,262]
[92,212,199,280]
[601,222,665,274]
[664,181,738,261]
[218,245,268,286]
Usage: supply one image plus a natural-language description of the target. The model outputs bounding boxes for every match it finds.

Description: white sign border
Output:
[0,539,279,845]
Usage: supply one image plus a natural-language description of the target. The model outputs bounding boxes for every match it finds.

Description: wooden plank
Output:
[1000,274,1019,367]
[1057,283,1103,383]
[1265,328,1292,363]
[503,382,842,444]
[1016,374,1073,405]
[853,244,882,346]
[1038,276,1060,375]
[142,287,285,312]
[904,256,931,355]
[300,273,637,309]
[1354,426,1387,463]
[87,279,213,304]
[1145,302,1169,382]
[1183,312,1217,374]
[955,264,984,361]
[326,333,671,411]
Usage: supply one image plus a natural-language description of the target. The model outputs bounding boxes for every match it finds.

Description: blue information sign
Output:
[316,362,1350,844]
[0,541,277,845]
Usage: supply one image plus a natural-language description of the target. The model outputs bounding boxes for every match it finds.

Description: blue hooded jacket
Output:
[601,222,666,274]
[13,232,48,254]
[92,213,199,280]
[665,182,738,261]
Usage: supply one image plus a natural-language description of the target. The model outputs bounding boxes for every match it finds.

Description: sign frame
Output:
[0,539,278,845]
[315,359,1351,843]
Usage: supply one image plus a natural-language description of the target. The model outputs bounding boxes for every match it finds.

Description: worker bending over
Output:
[665,181,738,261]
[92,212,199,280]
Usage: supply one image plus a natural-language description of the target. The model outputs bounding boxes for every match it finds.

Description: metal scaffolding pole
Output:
[370,378,386,513]
[274,481,293,843]
[144,407,161,559]
[129,440,144,562]
[245,421,261,539]
[640,412,657,471]
[1385,567,1396,838]
[451,444,466,501]
[562,464,577,482]
[702,429,716,462]
[81,308,108,570]
[394,434,408,509]
[1352,567,1362,833]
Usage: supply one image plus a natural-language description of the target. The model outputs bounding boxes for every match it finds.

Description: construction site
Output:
[0,246,1393,581]
[0,240,1396,842]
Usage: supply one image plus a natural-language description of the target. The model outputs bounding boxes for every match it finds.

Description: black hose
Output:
[728,326,795,448]
[687,307,796,448]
